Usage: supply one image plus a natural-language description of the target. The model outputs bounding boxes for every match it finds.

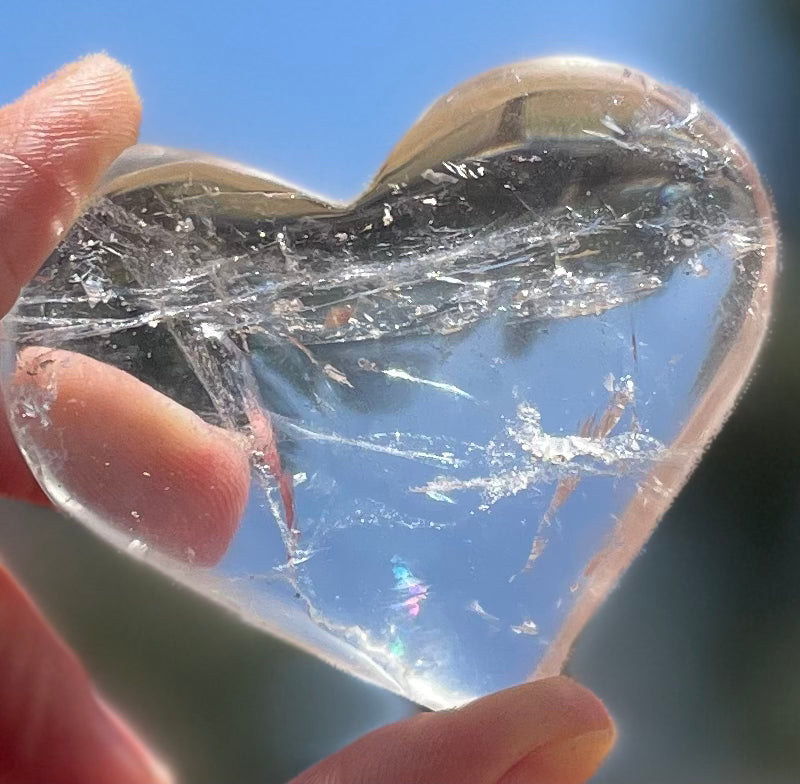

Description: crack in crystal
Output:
[412,393,664,508]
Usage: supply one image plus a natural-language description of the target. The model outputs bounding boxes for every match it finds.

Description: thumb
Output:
[291,676,614,784]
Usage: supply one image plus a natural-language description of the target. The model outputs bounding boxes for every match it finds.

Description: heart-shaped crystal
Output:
[1,57,776,708]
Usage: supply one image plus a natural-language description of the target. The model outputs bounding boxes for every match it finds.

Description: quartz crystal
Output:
[0,58,776,708]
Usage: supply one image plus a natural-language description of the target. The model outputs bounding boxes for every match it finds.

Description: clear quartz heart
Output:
[1,57,776,708]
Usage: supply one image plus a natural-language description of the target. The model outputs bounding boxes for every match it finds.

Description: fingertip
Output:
[451,676,615,784]
[292,676,614,784]
[518,675,615,739]
[12,348,251,565]
[0,393,49,505]
[498,727,615,784]
[44,53,141,147]
[6,52,142,163]
[0,54,141,315]
[496,677,615,784]
[25,53,141,112]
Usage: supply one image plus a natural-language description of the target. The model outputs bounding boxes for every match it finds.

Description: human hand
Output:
[0,56,614,784]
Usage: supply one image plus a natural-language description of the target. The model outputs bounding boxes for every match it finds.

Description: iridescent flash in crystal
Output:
[1,57,776,708]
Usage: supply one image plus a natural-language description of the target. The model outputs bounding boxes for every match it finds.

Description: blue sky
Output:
[1,5,797,780]
[1,0,797,208]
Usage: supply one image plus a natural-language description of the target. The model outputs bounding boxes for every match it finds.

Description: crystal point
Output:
[1,58,776,708]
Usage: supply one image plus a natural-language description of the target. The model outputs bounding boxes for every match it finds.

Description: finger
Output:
[10,348,251,566]
[0,395,47,505]
[0,54,141,316]
[291,676,614,784]
[0,565,173,784]
[0,54,141,501]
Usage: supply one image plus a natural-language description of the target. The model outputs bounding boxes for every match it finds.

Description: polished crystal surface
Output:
[0,58,776,708]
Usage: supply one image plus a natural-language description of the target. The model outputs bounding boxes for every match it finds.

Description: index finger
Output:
[0,58,251,566]
[0,54,141,317]
[0,55,141,503]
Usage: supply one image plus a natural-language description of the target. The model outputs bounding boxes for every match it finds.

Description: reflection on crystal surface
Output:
[0,58,776,708]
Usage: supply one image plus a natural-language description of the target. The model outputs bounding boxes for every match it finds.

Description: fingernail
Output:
[499,726,615,784]
[491,677,615,784]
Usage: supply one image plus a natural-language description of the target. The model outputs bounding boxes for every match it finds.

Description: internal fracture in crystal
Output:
[1,58,775,709]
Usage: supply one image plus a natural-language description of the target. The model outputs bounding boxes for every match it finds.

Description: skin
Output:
[0,56,614,783]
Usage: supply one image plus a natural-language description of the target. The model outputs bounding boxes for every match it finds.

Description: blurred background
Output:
[1,1,798,782]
